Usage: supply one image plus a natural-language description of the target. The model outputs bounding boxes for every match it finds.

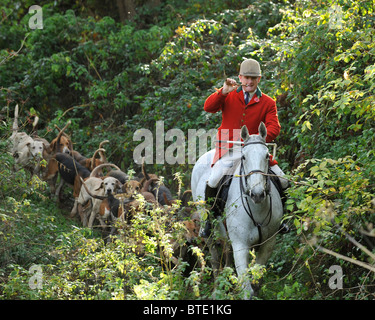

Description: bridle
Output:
[239,140,273,248]
[241,140,271,195]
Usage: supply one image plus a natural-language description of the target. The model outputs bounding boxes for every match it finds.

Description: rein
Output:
[239,142,273,249]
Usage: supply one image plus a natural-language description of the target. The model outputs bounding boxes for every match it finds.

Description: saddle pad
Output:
[215,175,234,216]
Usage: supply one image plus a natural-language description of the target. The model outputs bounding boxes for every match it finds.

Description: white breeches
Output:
[207,146,242,188]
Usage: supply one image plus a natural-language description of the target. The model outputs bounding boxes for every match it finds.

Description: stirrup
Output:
[201,184,218,238]
[278,222,290,234]
[200,221,212,238]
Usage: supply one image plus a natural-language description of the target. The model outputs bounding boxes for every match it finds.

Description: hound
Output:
[9,105,47,177]
[74,163,123,226]
[80,180,133,229]
[50,122,73,155]
[72,139,109,171]
[54,152,90,203]
[140,160,174,205]
[43,121,73,194]
[170,211,201,268]
[106,169,129,184]
[76,175,122,227]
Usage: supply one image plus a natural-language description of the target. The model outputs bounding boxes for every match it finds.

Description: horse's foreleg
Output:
[206,237,221,273]
[232,244,254,299]
[223,241,233,268]
[255,236,276,265]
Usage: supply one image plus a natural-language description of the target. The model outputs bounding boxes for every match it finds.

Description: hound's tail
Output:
[10,104,19,139]
[32,115,39,133]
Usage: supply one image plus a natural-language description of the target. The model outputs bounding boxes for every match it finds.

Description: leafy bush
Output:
[254,0,375,300]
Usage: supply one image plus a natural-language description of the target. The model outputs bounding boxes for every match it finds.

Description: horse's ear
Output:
[241,125,250,141]
[259,122,267,140]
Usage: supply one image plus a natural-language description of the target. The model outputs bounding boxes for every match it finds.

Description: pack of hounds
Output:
[8,105,202,266]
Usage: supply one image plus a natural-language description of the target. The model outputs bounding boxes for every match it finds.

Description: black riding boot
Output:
[279,184,290,234]
[200,184,218,238]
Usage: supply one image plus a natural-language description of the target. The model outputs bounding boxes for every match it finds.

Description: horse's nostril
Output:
[245,187,251,197]
[250,190,266,203]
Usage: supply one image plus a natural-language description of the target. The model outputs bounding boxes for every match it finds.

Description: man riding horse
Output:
[201,58,289,237]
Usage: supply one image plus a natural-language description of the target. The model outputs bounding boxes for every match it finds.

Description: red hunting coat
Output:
[204,86,281,166]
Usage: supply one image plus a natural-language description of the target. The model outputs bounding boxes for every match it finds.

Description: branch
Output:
[60,103,92,119]
[316,245,375,273]
[333,222,375,262]
[0,33,29,66]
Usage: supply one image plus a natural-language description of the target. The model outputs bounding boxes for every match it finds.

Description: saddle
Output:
[213,168,286,217]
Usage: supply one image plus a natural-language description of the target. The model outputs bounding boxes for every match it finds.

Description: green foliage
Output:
[0,137,243,299]
[254,0,375,299]
[0,171,243,299]
[264,0,375,163]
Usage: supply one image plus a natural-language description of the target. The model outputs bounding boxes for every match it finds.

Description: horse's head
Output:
[240,122,270,204]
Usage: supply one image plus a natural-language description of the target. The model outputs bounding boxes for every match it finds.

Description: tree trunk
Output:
[116,0,136,22]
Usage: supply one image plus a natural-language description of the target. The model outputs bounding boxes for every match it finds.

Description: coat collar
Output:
[236,86,262,98]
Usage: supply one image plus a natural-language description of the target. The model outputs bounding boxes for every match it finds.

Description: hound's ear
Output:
[181,190,192,207]
[241,125,250,141]
[163,193,172,206]
[95,182,104,191]
[43,143,51,154]
[259,122,267,140]
[115,179,121,188]
[50,140,56,151]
